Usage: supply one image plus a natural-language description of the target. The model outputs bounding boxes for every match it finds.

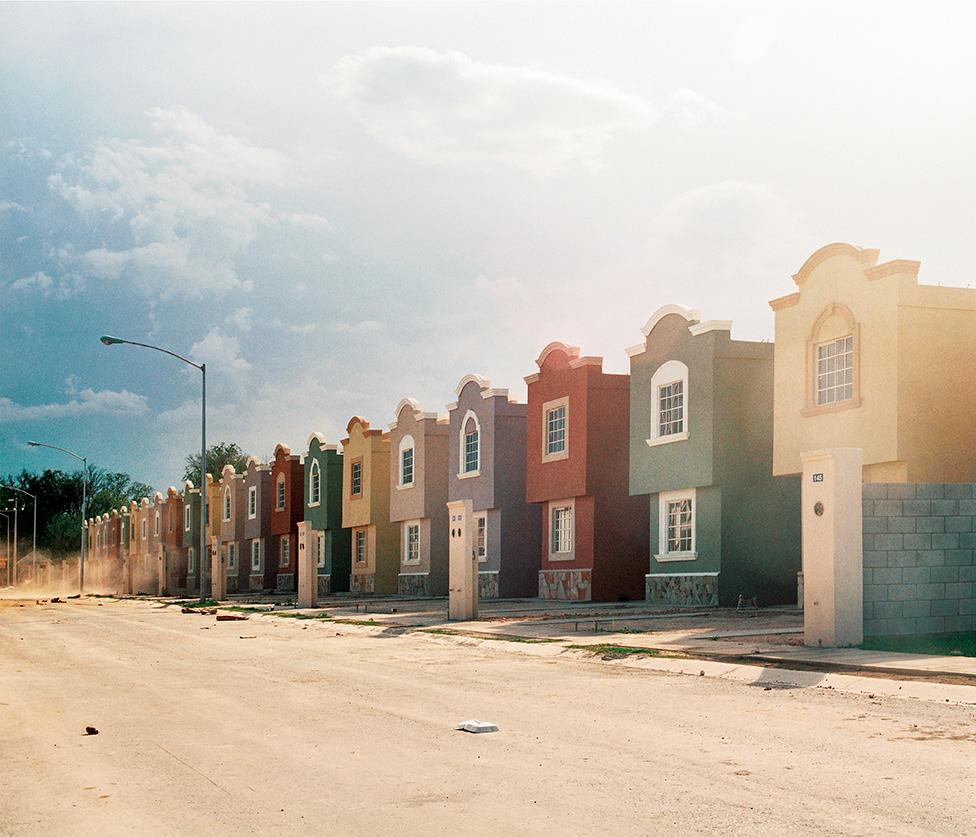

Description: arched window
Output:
[805,303,860,413]
[309,459,321,505]
[459,411,480,476]
[154,511,160,536]
[399,435,415,487]
[223,485,232,521]
[276,474,286,510]
[648,360,689,446]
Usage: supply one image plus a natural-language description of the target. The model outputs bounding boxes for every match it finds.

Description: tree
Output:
[183,442,250,485]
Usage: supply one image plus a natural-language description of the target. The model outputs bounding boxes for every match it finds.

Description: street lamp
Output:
[1,484,37,585]
[28,441,87,593]
[100,335,208,603]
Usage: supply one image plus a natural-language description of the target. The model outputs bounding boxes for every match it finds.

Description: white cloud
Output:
[0,385,149,422]
[0,199,28,213]
[9,270,86,299]
[283,211,333,231]
[50,106,286,298]
[731,18,776,65]
[327,46,655,173]
[189,327,252,382]
[225,306,253,332]
[288,323,318,334]
[329,319,383,333]
[663,88,741,130]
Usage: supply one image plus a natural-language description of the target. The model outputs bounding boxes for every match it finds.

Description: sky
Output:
[2,1,976,490]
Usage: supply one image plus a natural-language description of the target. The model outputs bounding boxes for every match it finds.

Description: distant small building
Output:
[525,342,649,601]
[447,375,541,598]
[628,305,801,606]
[389,399,450,596]
[341,417,398,595]
[270,444,303,592]
[304,434,351,595]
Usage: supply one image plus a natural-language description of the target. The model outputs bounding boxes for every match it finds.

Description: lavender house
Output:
[448,374,541,598]
[242,456,273,592]
[219,464,248,593]
[389,398,450,596]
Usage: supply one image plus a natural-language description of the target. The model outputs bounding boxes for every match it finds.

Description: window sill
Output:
[548,552,575,562]
[542,450,569,464]
[800,397,862,417]
[646,431,689,447]
[457,470,481,480]
[247,513,256,520]
[396,482,415,491]
[654,551,698,562]
[307,501,320,508]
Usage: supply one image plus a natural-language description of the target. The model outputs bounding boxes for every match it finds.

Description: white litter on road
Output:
[456,719,498,733]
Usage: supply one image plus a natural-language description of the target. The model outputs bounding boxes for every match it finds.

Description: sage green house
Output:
[628,305,801,607]
[304,434,352,594]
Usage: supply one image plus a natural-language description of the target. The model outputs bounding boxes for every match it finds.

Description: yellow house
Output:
[770,242,976,482]
[341,416,399,594]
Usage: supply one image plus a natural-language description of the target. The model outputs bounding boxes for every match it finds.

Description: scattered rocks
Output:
[84,726,99,736]
[216,613,248,622]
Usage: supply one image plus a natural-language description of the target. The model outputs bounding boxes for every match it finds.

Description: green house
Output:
[304,433,352,594]
[628,305,801,607]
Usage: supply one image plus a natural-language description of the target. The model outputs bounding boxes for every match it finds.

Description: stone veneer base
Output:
[248,575,264,592]
[646,573,719,606]
[398,573,430,597]
[539,569,592,601]
[317,574,331,596]
[478,571,499,599]
[350,572,375,594]
[276,573,295,593]
[226,576,238,594]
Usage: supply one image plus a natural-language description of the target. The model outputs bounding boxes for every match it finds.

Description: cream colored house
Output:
[770,242,976,482]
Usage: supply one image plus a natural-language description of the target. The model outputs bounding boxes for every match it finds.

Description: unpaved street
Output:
[1,598,974,836]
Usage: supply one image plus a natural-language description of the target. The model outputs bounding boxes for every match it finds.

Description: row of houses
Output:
[85,243,976,605]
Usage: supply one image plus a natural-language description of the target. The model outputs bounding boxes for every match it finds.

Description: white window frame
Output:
[154,512,160,536]
[648,360,690,447]
[549,499,575,559]
[354,529,367,564]
[403,521,421,564]
[248,485,257,519]
[222,485,232,522]
[398,435,415,488]
[184,504,191,532]
[251,539,262,572]
[458,411,481,477]
[276,474,286,511]
[815,334,854,407]
[141,518,147,540]
[350,460,363,496]
[542,397,569,463]
[308,459,321,506]
[279,535,290,569]
[656,488,697,561]
[187,547,195,574]
[316,532,326,569]
[227,542,237,572]
[475,513,487,563]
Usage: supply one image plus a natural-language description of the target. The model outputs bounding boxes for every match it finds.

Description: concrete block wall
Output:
[862,483,976,636]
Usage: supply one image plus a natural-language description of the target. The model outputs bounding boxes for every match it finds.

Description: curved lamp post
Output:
[1,484,36,585]
[27,441,86,593]
[100,335,208,603]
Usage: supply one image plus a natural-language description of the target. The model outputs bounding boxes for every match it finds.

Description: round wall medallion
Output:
[814,501,825,516]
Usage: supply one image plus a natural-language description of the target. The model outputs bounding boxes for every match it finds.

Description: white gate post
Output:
[448,499,478,621]
[297,521,317,608]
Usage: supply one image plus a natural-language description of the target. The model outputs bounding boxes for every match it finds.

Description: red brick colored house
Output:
[525,342,649,601]
[270,443,304,592]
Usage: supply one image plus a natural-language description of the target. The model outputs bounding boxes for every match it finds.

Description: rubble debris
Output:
[51,597,63,604]
[182,607,217,615]
[216,613,248,622]
[84,726,99,736]
[456,720,498,734]
[239,635,257,639]
[67,594,80,599]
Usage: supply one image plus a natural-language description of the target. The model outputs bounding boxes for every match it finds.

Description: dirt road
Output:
[1,598,974,835]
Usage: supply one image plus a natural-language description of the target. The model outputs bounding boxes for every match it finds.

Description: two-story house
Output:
[447,374,541,598]
[181,480,202,595]
[525,342,649,601]
[219,464,247,593]
[304,434,351,595]
[243,456,274,592]
[628,305,801,606]
[270,444,304,592]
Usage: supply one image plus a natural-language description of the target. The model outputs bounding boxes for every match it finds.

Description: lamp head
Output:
[27,441,38,448]
[100,335,123,346]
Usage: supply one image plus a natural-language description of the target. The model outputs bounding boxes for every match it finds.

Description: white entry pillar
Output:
[210,536,225,601]
[448,499,478,621]
[801,448,863,647]
[297,521,317,608]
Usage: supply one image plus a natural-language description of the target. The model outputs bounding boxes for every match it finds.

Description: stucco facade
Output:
[341,417,399,595]
[628,305,801,607]
[182,481,201,595]
[771,243,976,482]
[304,434,351,595]
[447,375,541,598]
[218,465,248,593]
[242,457,274,592]
[389,399,450,597]
[270,444,303,592]
[163,486,188,594]
[525,342,649,602]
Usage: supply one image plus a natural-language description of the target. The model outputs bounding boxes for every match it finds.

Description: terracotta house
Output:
[270,444,303,592]
[304,434,351,595]
[243,457,274,592]
[389,399,450,596]
[219,464,247,593]
[163,486,188,594]
[525,342,649,601]
[628,305,801,607]
[447,374,541,599]
[341,417,398,594]
[771,242,976,482]
[182,480,202,595]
